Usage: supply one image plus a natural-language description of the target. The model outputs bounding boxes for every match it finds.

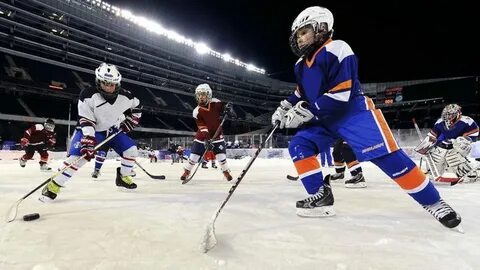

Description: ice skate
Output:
[180,169,190,181]
[330,172,344,181]
[423,199,462,231]
[296,175,335,217]
[40,163,52,171]
[344,172,367,188]
[91,169,101,179]
[19,158,26,168]
[223,170,233,181]
[39,181,61,202]
[115,167,137,189]
[201,162,208,169]
[212,163,218,169]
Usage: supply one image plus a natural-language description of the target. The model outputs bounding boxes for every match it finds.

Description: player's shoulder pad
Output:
[460,115,476,125]
[211,98,221,103]
[295,57,304,66]
[35,124,44,131]
[193,106,200,119]
[434,118,443,125]
[118,88,135,100]
[79,87,98,101]
[325,40,354,62]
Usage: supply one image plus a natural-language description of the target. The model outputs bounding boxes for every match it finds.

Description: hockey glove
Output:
[223,102,237,119]
[414,136,436,155]
[20,137,29,147]
[271,100,292,128]
[205,140,214,151]
[80,135,97,161]
[284,101,314,129]
[47,134,56,146]
[120,114,140,133]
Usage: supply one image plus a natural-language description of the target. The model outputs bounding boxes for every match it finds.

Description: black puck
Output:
[23,213,40,221]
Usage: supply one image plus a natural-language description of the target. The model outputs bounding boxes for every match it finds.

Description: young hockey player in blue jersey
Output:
[271,6,461,229]
[415,104,479,184]
[40,63,142,201]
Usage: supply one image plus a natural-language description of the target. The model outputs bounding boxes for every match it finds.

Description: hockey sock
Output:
[334,163,346,174]
[371,150,440,205]
[120,146,137,176]
[347,161,362,176]
[54,155,88,186]
[94,153,106,170]
[216,153,228,171]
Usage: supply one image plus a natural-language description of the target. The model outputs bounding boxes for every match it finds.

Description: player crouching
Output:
[415,104,479,185]
[180,83,236,182]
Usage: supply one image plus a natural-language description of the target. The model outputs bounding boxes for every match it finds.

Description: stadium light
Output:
[81,0,266,74]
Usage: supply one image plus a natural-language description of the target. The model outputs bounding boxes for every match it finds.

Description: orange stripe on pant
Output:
[394,166,425,191]
[294,156,321,175]
[372,109,399,153]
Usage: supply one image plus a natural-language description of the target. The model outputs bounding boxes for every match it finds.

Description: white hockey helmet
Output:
[195,83,212,106]
[44,118,55,132]
[289,6,334,57]
[95,63,122,101]
[441,104,462,130]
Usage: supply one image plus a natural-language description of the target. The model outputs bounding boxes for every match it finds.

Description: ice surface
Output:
[1,157,479,270]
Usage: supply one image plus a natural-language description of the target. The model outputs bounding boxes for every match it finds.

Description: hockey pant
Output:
[184,140,229,172]
[53,130,138,187]
[21,144,49,165]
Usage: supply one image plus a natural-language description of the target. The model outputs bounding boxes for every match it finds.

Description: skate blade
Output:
[116,186,137,192]
[296,206,336,218]
[345,183,367,188]
[451,225,465,234]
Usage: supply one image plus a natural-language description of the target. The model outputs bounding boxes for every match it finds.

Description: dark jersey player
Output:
[19,118,56,171]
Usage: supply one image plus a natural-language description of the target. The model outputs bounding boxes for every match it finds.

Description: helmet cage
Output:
[441,104,461,130]
[289,22,332,57]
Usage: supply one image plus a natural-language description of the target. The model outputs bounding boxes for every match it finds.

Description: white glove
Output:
[271,100,292,129]
[284,101,314,129]
[452,136,472,157]
[414,136,436,155]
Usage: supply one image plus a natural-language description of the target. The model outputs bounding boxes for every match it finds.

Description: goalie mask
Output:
[441,104,462,130]
[95,63,122,102]
[289,6,334,58]
[195,83,212,106]
[44,118,55,132]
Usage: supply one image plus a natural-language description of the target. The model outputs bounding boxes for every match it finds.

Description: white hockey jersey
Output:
[77,87,141,136]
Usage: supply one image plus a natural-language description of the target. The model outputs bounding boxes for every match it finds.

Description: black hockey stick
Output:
[182,114,228,184]
[5,130,123,223]
[134,160,165,180]
[286,174,299,181]
[201,122,279,253]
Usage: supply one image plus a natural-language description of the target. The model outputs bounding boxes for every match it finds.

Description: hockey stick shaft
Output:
[182,114,228,184]
[202,122,278,252]
[5,130,123,223]
[134,160,165,180]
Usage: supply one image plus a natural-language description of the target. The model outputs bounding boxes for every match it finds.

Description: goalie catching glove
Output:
[271,100,292,128]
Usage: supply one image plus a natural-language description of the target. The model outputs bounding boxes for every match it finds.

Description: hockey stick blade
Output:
[200,219,217,253]
[134,161,165,180]
[286,174,299,181]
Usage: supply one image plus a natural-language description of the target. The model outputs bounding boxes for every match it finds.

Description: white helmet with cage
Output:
[95,63,122,101]
[290,6,334,57]
[195,83,212,106]
[441,104,462,130]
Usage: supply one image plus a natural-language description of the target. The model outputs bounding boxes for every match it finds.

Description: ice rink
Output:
[1,157,479,270]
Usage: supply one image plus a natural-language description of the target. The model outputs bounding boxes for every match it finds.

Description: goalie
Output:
[415,104,479,184]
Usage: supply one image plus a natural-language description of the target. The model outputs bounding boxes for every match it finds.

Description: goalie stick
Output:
[134,161,166,180]
[182,113,228,184]
[5,130,123,223]
[201,122,279,253]
[412,118,459,183]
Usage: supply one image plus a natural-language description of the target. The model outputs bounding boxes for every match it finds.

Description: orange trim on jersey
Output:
[373,109,399,152]
[394,166,425,190]
[346,160,359,169]
[306,39,333,68]
[328,80,352,93]
[294,156,321,175]
[463,128,479,136]
[366,97,375,110]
